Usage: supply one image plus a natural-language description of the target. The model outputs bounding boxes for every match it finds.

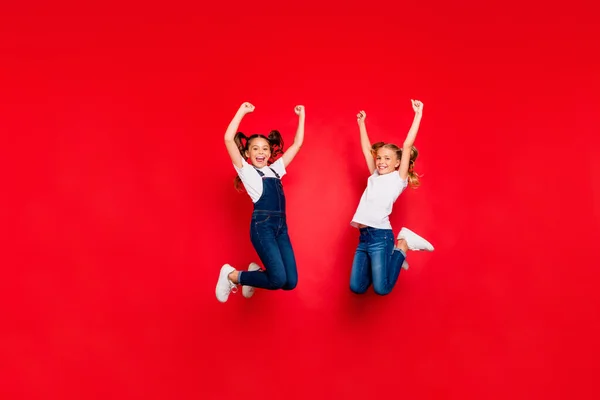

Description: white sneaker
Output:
[397,227,434,251]
[242,262,262,299]
[215,264,237,303]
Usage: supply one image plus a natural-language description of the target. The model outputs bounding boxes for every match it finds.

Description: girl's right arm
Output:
[224,102,255,168]
[357,110,375,174]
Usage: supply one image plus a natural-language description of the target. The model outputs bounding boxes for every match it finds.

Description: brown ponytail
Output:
[233,132,248,157]
[267,130,284,159]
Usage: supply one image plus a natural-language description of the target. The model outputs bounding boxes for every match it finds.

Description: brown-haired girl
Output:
[349,100,434,296]
[215,102,305,302]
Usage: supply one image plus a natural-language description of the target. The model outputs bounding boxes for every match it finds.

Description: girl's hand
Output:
[239,102,255,115]
[411,99,423,114]
[357,110,367,123]
[295,105,305,116]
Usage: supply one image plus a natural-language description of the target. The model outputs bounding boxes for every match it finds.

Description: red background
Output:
[2,1,599,399]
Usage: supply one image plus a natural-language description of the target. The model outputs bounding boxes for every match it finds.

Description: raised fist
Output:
[357,110,367,123]
[239,102,255,114]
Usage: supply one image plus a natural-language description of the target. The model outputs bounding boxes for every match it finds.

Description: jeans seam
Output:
[359,247,369,292]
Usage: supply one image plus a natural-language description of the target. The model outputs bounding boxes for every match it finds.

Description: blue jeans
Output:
[238,211,298,290]
[349,227,406,295]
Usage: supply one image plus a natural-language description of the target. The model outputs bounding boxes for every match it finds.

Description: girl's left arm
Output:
[399,100,423,180]
[282,105,305,167]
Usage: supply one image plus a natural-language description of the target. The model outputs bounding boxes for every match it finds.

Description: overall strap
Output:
[253,166,280,179]
[269,167,280,179]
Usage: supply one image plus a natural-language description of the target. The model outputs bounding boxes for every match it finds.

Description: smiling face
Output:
[375,147,400,175]
[245,137,271,168]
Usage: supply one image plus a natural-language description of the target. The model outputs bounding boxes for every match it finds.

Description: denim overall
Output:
[237,166,298,290]
[253,167,286,215]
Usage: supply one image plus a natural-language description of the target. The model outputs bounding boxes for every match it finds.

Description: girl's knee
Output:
[350,282,368,294]
[266,269,287,289]
[268,276,286,290]
[373,283,391,296]
[282,279,297,291]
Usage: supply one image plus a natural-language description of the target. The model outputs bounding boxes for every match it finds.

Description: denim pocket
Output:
[252,214,271,224]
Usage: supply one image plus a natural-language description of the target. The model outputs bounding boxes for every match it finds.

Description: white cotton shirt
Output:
[351,170,408,230]
[233,158,287,203]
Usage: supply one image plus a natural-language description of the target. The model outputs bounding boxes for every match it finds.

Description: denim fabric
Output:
[349,227,405,295]
[238,166,297,290]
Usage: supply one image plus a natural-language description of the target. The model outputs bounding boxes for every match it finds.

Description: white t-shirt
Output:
[233,158,287,203]
[351,170,408,230]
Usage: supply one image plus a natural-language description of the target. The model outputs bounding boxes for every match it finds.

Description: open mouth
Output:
[256,156,266,163]
[377,165,388,170]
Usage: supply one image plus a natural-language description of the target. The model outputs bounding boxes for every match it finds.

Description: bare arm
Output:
[399,100,423,181]
[224,102,255,168]
[357,110,375,174]
[281,105,305,168]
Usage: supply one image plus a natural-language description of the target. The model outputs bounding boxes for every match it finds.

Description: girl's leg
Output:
[371,233,406,296]
[385,239,408,289]
[237,217,287,290]
[350,240,371,294]
[241,262,262,298]
[215,216,288,302]
[276,224,298,291]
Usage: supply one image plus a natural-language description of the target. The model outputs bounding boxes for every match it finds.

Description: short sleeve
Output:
[232,158,251,175]
[269,158,287,178]
[233,158,263,202]
[386,170,408,191]
[396,173,409,190]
